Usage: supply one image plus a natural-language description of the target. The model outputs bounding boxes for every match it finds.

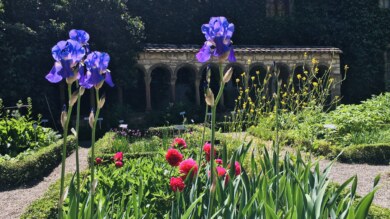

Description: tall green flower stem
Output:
[58,84,75,219]
[273,77,281,213]
[207,64,226,219]
[89,87,102,215]
[74,84,83,219]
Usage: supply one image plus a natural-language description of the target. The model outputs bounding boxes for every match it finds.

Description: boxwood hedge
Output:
[0,136,76,190]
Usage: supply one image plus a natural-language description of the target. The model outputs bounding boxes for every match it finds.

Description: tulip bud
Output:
[60,110,67,129]
[66,72,79,85]
[223,67,233,83]
[79,86,85,96]
[89,109,95,129]
[69,90,79,107]
[97,94,106,109]
[205,88,214,107]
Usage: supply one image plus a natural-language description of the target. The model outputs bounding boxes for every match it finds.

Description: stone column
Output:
[195,78,201,106]
[144,72,152,111]
[170,77,177,104]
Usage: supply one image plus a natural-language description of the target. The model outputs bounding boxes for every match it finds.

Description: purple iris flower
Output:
[46,39,86,83]
[196,17,236,63]
[80,51,114,88]
[69,29,90,45]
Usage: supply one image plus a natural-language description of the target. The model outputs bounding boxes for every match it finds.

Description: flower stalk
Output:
[58,84,75,219]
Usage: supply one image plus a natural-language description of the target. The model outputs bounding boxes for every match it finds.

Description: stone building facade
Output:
[136,44,342,111]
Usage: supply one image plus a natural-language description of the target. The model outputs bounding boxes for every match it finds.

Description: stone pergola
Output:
[136,44,342,111]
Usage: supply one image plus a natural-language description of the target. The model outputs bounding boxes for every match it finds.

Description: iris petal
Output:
[69,29,90,45]
[45,62,63,83]
[104,71,115,87]
[59,59,74,78]
[196,43,212,63]
[228,48,236,62]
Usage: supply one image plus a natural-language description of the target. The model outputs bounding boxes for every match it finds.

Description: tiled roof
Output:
[144,44,342,53]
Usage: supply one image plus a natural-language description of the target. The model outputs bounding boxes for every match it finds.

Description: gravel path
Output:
[319,160,390,209]
[225,132,390,209]
[0,147,90,219]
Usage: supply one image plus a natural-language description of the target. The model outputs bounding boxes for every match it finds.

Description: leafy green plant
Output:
[0,98,59,157]
[62,155,173,218]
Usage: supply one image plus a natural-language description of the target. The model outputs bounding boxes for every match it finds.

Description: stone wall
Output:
[137,45,342,110]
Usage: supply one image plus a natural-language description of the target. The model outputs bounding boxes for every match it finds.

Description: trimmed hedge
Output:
[0,136,76,190]
[339,143,390,165]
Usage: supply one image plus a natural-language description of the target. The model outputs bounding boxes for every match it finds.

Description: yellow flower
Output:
[302,77,306,81]
[304,70,308,74]
[245,89,249,93]
[247,59,252,65]
[251,76,255,81]
[297,74,302,79]
[262,96,266,100]
[256,70,260,75]
[315,67,319,73]
[250,109,254,113]
[236,78,240,83]
[312,82,318,87]
[254,84,257,88]
[281,101,286,105]
[311,58,318,65]
[304,52,308,58]
[238,96,242,100]
[283,93,287,97]
[303,91,307,95]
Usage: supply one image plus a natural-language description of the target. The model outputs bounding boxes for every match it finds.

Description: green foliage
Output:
[0,98,60,157]
[250,93,390,163]
[0,136,76,190]
[63,156,173,218]
[339,143,390,164]
[170,143,379,218]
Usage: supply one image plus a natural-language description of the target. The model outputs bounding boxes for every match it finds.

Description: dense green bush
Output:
[0,98,60,157]
[339,143,390,164]
[0,136,76,190]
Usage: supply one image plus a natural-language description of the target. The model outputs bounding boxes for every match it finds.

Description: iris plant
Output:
[45,29,113,219]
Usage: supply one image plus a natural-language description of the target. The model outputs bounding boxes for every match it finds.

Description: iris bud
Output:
[223,67,233,83]
[89,110,95,128]
[98,94,106,109]
[205,88,215,107]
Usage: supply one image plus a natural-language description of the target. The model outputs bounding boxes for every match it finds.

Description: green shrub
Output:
[339,143,390,164]
[0,136,76,190]
[0,98,59,157]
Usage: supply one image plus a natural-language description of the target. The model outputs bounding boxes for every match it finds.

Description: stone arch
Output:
[224,63,246,109]
[149,63,172,110]
[174,63,198,105]
[275,62,290,87]
[292,64,310,91]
